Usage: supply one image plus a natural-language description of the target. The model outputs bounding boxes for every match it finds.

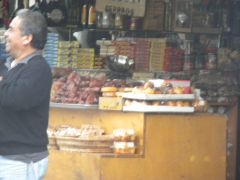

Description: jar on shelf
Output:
[96,12,102,28]
[102,12,114,28]
[114,14,123,29]
[206,48,217,70]
[194,53,205,70]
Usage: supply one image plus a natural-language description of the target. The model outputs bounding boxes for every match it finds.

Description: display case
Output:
[173,0,223,34]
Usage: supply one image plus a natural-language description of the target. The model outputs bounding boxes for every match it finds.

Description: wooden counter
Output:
[45,107,231,180]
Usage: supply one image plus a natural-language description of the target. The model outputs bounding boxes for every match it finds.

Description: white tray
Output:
[50,103,98,109]
[123,105,194,113]
[122,93,195,101]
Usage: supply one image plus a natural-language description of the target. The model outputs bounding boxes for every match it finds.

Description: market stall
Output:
[3,1,236,180]
[44,66,238,180]
[45,105,232,180]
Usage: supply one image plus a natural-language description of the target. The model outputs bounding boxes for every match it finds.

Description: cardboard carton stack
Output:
[44,32,59,68]
[134,39,151,72]
[57,41,80,68]
[163,47,184,72]
[149,38,166,71]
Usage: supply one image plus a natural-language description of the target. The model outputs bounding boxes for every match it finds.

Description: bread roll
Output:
[101,87,118,92]
[102,92,117,97]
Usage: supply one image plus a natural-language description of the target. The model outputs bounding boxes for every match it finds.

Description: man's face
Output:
[4,17,25,57]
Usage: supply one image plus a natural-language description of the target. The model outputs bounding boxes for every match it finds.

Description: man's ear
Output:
[23,34,33,45]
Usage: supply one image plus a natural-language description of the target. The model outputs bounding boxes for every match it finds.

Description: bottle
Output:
[39,0,48,19]
[96,12,102,28]
[81,0,89,28]
[88,0,96,28]
[102,11,110,28]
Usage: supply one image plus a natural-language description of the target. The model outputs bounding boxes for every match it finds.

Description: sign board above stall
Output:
[95,0,146,17]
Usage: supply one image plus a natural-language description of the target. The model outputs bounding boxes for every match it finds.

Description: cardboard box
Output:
[99,97,123,111]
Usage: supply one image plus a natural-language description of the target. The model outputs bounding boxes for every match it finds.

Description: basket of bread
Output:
[121,80,196,113]
[50,124,114,153]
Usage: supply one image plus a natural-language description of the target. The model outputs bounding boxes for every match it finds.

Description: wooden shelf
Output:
[101,153,144,158]
[192,27,222,34]
[208,102,237,107]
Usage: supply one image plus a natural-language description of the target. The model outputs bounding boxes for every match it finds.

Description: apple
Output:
[183,86,192,94]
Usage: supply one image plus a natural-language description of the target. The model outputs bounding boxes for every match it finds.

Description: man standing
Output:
[0,9,52,179]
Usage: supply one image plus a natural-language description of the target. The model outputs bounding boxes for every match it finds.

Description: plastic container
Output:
[113,142,136,154]
[112,128,136,141]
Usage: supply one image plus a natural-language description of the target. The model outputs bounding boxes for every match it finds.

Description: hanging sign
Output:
[95,0,146,17]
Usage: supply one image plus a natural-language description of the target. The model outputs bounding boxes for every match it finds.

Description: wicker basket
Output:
[56,135,114,153]
[48,136,59,150]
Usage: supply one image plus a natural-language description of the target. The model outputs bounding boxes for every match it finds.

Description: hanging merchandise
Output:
[2,0,10,27]
[29,0,49,26]
[45,0,67,27]
[39,0,48,18]
[0,0,3,26]
[230,1,240,35]
[66,0,80,25]
[10,0,24,20]
[30,0,41,12]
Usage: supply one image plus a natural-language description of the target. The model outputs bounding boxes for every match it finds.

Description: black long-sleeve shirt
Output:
[0,52,52,155]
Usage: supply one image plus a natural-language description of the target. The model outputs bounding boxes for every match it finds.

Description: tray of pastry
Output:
[122,93,195,101]
[123,105,194,113]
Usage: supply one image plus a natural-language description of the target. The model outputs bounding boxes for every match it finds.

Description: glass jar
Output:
[206,53,217,70]
[102,12,112,28]
[115,14,123,29]
[183,54,194,71]
[96,12,102,28]
[195,53,205,70]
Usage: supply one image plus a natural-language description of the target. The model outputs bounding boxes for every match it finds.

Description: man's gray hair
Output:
[16,9,47,50]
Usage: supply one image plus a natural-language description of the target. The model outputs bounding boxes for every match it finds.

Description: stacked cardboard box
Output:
[113,40,135,59]
[163,47,184,72]
[57,41,80,68]
[44,33,59,68]
[57,41,98,69]
[134,39,151,72]
[97,40,116,57]
[149,38,166,72]
[93,56,105,69]
[77,48,95,69]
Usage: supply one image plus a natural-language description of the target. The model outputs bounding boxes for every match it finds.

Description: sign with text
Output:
[95,0,146,17]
